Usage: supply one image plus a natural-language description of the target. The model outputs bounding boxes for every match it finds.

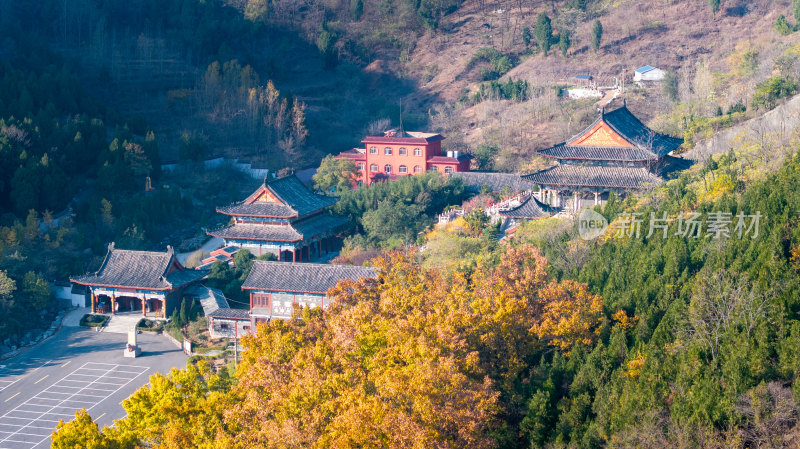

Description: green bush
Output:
[472,79,529,103]
[751,76,798,110]
[136,318,164,332]
[79,314,109,328]
[775,14,794,36]
[468,48,516,81]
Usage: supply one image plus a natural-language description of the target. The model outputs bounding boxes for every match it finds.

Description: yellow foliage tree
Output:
[532,280,604,353]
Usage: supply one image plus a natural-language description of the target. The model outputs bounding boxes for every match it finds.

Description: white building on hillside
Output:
[633,65,666,83]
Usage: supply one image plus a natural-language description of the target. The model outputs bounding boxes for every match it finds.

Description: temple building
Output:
[207,174,348,262]
[524,105,683,211]
[71,243,206,318]
[242,261,378,331]
[337,129,471,186]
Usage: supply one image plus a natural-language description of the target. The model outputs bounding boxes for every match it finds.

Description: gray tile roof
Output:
[207,307,250,320]
[217,202,297,218]
[499,195,555,219]
[71,243,204,290]
[449,172,529,193]
[242,261,378,294]
[544,106,683,162]
[218,174,337,218]
[523,165,662,190]
[185,285,229,315]
[537,143,658,162]
[207,214,349,243]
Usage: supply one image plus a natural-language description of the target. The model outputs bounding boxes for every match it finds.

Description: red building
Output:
[338,130,471,186]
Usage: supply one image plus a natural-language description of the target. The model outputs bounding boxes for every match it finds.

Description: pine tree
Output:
[535,13,553,56]
[708,0,720,17]
[559,30,571,57]
[350,0,363,21]
[179,298,188,326]
[591,20,603,52]
[795,0,800,23]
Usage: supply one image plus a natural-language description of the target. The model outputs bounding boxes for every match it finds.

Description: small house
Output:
[633,65,666,82]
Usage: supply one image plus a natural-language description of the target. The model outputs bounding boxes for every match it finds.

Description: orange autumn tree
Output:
[533,280,604,353]
[52,245,604,449]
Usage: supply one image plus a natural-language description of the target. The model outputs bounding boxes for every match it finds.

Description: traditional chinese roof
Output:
[71,243,206,290]
[523,165,662,190]
[184,285,229,315]
[217,174,337,219]
[538,106,683,162]
[207,307,250,320]
[499,195,555,219]
[207,214,350,243]
[242,261,378,294]
[362,131,444,145]
[449,172,529,193]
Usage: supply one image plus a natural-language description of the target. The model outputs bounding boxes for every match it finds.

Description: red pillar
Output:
[91,291,96,314]
[292,249,297,262]
[278,249,282,261]
[111,294,116,315]
[142,297,146,317]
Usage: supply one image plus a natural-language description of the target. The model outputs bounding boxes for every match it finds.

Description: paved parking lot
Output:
[0,363,149,448]
[0,310,188,449]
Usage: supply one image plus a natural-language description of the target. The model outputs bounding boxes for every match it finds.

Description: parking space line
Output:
[0,362,150,448]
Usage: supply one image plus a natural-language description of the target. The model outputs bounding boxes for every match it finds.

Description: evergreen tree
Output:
[707,0,720,16]
[559,30,571,57]
[522,27,532,49]
[535,13,553,55]
[591,20,603,52]
[350,0,363,21]
[795,0,800,22]
[179,298,188,326]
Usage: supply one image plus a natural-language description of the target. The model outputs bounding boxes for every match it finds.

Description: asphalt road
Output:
[0,312,188,449]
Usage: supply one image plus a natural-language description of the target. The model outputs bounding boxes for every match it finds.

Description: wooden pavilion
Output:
[71,243,206,318]
[207,174,349,262]
[524,104,682,211]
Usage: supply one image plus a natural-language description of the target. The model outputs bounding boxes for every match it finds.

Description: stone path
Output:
[104,313,144,334]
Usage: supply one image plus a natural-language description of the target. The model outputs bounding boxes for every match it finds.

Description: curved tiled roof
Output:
[548,106,683,161]
[499,195,555,219]
[207,214,350,242]
[242,261,378,294]
[538,143,658,162]
[448,172,529,193]
[523,165,662,190]
[71,244,205,290]
[219,175,338,218]
[217,202,297,218]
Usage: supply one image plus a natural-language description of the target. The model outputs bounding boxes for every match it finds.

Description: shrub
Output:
[468,48,516,81]
[79,314,109,328]
[751,76,798,110]
[775,14,794,36]
[472,79,529,103]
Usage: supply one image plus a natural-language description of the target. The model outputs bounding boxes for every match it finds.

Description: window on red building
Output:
[399,165,407,173]
[413,148,422,156]
[357,162,365,170]
[444,166,453,174]
[399,147,407,155]
[413,165,422,173]
[369,146,377,154]
[384,147,392,155]
[370,164,378,172]
[384,164,392,173]
[429,166,438,171]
